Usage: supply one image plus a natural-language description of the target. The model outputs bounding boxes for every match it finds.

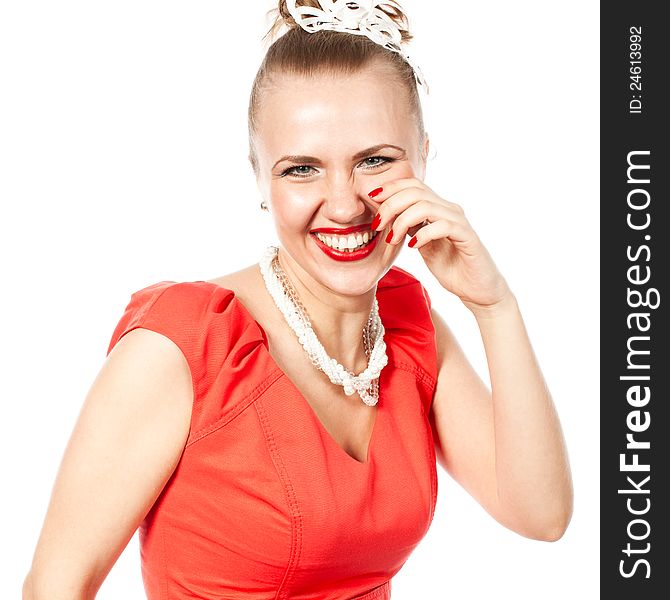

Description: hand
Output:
[369,178,512,314]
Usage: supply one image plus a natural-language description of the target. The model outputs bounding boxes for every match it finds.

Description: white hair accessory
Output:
[285,0,429,93]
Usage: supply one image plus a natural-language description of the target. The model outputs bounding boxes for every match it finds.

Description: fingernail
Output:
[368,187,383,198]
[385,229,394,243]
[408,236,417,248]
[371,213,381,230]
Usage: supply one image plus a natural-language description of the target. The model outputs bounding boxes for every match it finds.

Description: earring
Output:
[260,200,268,212]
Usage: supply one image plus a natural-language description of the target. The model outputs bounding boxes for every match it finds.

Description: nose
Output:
[322,173,370,224]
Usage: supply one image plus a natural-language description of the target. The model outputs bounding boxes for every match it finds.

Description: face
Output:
[253,66,428,299]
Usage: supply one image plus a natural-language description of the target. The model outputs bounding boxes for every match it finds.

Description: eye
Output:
[361,156,394,169]
[280,156,395,179]
[281,164,315,178]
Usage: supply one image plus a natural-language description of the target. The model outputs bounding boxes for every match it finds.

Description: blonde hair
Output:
[248,0,426,176]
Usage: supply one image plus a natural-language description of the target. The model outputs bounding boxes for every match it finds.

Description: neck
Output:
[276,248,377,372]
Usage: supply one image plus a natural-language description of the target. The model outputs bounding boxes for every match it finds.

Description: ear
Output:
[422,133,430,162]
[248,153,259,181]
[417,132,430,180]
[253,168,271,205]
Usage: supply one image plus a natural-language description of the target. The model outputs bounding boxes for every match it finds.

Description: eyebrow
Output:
[272,144,407,170]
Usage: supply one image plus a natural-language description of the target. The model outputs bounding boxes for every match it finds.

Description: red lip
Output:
[311,229,381,262]
[310,223,374,235]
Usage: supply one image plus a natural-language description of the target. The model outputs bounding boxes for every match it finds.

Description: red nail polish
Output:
[385,229,393,243]
[408,236,417,248]
[368,187,383,198]
[371,213,381,229]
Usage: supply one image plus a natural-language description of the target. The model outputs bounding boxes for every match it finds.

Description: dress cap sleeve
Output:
[377,266,438,396]
[106,281,270,442]
[106,280,233,386]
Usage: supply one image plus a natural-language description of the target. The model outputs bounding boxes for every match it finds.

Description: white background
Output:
[1,1,599,597]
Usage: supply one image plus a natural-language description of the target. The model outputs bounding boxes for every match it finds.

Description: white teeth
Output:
[314,230,378,252]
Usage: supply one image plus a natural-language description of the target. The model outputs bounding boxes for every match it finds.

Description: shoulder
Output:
[106,280,245,393]
[378,265,438,392]
[106,275,270,444]
[128,279,233,316]
[377,265,435,326]
[108,281,235,351]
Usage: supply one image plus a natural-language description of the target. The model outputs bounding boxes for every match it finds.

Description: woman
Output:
[23,1,573,598]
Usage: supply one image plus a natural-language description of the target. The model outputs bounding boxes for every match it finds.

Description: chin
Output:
[279,237,398,296]
[312,259,395,297]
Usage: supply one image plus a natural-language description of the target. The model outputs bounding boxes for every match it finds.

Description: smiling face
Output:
[252,64,428,298]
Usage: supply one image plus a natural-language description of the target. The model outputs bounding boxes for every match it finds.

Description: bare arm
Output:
[429,298,573,541]
[365,177,572,541]
[23,328,193,599]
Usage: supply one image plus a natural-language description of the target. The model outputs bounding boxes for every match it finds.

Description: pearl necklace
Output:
[259,245,388,406]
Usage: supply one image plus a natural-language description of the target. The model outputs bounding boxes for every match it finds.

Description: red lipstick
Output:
[310,228,381,262]
[310,223,373,235]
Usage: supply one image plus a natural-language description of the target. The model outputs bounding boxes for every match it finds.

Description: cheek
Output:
[269,185,318,231]
[398,161,420,179]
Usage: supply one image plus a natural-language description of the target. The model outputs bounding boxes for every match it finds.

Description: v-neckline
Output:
[200,280,380,466]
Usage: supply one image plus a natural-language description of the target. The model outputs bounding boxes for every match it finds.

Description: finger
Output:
[373,186,425,231]
[407,219,428,238]
[367,177,426,205]
[372,187,445,233]
[384,202,471,245]
[405,218,473,249]
[368,178,465,216]
[372,191,467,236]
[382,201,432,243]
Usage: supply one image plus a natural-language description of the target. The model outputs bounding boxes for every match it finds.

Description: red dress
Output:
[107,265,439,600]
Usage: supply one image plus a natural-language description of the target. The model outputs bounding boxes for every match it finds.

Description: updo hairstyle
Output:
[247,0,426,177]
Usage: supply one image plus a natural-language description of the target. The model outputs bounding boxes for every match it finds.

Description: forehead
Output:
[255,69,415,154]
